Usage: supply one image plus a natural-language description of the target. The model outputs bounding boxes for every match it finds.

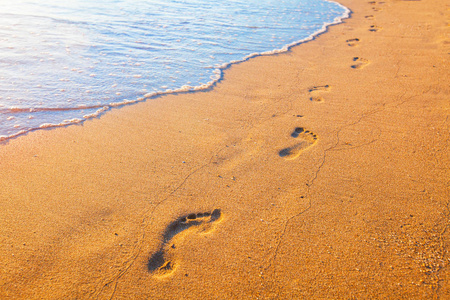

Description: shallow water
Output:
[0,0,349,140]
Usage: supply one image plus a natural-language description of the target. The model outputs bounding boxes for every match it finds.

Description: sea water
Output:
[0,0,349,141]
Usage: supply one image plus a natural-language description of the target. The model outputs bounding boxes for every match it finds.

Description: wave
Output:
[0,0,350,143]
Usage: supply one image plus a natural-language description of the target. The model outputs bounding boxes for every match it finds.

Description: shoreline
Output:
[1,0,449,299]
[0,1,350,144]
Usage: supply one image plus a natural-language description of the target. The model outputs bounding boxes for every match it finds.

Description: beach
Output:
[0,0,449,298]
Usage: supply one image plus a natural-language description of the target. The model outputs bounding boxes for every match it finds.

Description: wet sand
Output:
[0,0,449,298]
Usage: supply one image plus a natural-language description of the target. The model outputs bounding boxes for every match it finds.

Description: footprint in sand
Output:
[309,85,330,93]
[351,57,370,69]
[308,85,330,103]
[279,127,318,159]
[368,1,384,11]
[365,15,375,20]
[346,38,360,47]
[148,209,222,278]
[369,25,382,32]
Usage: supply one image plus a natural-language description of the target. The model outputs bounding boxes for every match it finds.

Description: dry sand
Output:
[0,0,449,298]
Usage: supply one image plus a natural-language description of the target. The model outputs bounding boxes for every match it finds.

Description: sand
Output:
[0,0,448,298]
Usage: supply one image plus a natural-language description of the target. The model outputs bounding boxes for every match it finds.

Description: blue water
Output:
[0,0,349,141]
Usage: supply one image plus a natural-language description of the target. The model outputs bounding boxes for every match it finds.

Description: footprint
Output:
[148,209,222,278]
[346,38,360,47]
[369,25,382,32]
[279,127,318,159]
[308,85,330,93]
[351,57,370,69]
[365,15,375,20]
[310,96,324,103]
[369,1,384,11]
[308,85,330,103]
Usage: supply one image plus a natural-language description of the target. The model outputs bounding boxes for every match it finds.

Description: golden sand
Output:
[0,0,448,298]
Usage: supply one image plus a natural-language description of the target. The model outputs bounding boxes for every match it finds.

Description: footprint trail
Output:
[148,209,222,278]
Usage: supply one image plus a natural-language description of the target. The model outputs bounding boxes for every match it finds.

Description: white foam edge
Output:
[0,118,83,142]
[39,118,83,128]
[144,1,350,97]
[83,106,109,119]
